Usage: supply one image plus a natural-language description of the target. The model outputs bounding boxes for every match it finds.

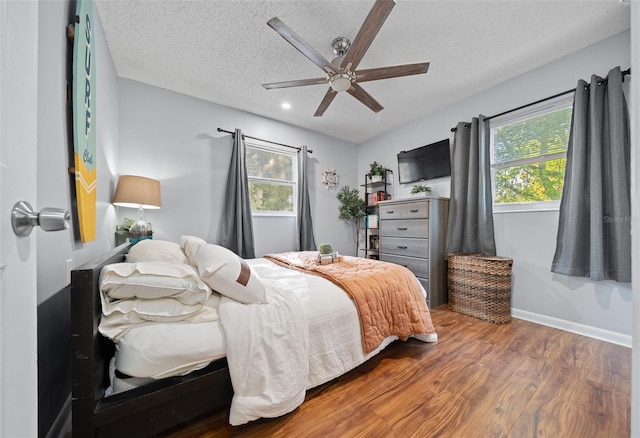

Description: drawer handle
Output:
[397,245,408,249]
[397,227,408,231]
[410,209,419,213]
[386,210,395,214]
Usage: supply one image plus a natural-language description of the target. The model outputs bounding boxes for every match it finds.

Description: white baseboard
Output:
[511,308,632,348]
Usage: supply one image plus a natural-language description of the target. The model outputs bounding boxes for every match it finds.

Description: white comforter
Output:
[220,259,437,426]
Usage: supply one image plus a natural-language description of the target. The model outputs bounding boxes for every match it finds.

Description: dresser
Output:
[378,197,449,309]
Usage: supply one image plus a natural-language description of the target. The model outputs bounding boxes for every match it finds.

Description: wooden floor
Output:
[160,306,631,438]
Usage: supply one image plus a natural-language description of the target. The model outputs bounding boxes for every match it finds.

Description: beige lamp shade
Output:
[112,175,161,209]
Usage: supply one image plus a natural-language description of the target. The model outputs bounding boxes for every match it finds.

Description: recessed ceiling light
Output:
[281,102,291,110]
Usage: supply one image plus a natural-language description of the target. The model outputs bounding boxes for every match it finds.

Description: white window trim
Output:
[490,93,573,213]
[493,200,561,214]
[245,139,298,217]
[489,93,574,127]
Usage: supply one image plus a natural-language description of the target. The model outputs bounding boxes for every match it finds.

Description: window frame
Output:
[489,93,574,213]
[245,139,298,217]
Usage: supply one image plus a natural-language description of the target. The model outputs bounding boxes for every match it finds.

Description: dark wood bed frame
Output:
[70,244,233,437]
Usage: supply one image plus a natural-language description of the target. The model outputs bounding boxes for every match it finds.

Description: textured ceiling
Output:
[95,0,630,144]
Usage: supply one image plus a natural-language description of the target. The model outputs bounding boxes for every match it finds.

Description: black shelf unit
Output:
[359,169,392,259]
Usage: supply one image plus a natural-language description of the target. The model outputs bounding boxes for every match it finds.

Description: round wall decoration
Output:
[321,169,338,189]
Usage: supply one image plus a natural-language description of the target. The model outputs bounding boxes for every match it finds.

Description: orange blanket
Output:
[263,252,435,354]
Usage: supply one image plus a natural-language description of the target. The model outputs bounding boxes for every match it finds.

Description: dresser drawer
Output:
[380,219,429,238]
[378,204,403,220]
[380,237,429,258]
[380,253,429,278]
[401,201,429,219]
[379,200,429,219]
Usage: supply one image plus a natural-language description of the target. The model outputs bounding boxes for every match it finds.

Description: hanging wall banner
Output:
[72,0,96,242]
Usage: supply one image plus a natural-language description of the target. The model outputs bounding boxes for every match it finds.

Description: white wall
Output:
[36,0,120,303]
[117,80,360,257]
[358,30,632,341]
[33,1,122,434]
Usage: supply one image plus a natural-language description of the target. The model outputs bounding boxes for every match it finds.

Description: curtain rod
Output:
[451,68,631,132]
[217,128,313,154]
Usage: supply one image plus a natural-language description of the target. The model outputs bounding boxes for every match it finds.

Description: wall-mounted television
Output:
[397,139,451,184]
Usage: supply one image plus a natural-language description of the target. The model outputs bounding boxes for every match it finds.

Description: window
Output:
[245,140,297,216]
[490,95,573,211]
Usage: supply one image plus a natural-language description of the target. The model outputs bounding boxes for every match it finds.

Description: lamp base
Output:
[128,207,153,245]
[129,233,153,245]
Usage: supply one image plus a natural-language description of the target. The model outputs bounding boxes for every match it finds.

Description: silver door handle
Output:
[11,201,70,237]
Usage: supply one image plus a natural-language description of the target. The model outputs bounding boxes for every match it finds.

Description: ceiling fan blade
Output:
[314,88,338,117]
[341,0,395,72]
[267,17,337,75]
[347,83,383,113]
[262,77,328,90]
[356,62,430,83]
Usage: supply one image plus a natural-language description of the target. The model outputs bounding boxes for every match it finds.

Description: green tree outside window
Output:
[246,144,296,214]
[491,106,572,204]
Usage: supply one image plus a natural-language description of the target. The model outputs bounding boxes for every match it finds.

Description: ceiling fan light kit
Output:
[329,72,354,92]
[262,0,429,117]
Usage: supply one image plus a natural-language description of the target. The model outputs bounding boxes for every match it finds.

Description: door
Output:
[0,0,39,436]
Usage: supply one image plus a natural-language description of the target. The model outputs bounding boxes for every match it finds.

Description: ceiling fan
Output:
[262,0,430,117]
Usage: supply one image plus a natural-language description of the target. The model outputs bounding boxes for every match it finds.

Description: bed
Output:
[71,238,436,437]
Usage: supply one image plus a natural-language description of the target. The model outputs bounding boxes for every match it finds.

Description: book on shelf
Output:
[367,191,391,206]
[366,214,379,229]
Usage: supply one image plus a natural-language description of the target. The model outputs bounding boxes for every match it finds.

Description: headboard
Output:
[70,244,232,437]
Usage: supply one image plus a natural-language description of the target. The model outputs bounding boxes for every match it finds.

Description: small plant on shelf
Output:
[410,184,432,195]
[368,161,385,177]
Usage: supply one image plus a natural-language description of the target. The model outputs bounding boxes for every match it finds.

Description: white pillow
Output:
[101,262,211,305]
[99,292,220,343]
[99,298,212,342]
[196,244,267,304]
[126,240,189,265]
[180,235,207,266]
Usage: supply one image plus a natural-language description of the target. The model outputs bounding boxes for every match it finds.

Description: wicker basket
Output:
[447,253,513,323]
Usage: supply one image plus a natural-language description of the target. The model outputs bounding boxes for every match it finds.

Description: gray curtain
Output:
[296,145,316,251]
[445,117,496,255]
[551,66,631,282]
[219,129,256,258]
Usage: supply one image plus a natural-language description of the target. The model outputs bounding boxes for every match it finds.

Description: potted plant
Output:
[115,216,153,245]
[318,243,334,255]
[337,186,366,255]
[367,161,386,183]
[115,217,135,245]
[410,184,432,197]
[317,243,339,264]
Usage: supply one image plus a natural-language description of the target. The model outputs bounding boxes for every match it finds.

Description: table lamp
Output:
[112,175,161,244]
